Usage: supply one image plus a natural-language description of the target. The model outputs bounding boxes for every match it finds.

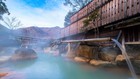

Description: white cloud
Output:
[4,0,69,28]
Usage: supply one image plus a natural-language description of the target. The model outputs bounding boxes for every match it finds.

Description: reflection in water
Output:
[1,53,134,79]
[11,59,37,70]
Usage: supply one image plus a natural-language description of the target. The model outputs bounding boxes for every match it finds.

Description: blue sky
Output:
[3,0,69,28]
[23,0,46,8]
[22,0,63,10]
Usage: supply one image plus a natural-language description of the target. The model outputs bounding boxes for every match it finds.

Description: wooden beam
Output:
[61,37,111,43]
[125,42,140,45]
[104,16,140,29]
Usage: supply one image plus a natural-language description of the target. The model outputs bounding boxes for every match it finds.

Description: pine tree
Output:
[0,0,10,19]
[64,0,92,27]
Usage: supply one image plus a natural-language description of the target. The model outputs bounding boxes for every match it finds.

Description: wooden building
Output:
[60,0,140,45]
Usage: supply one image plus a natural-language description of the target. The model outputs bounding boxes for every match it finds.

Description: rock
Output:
[66,50,76,58]
[126,45,140,60]
[115,55,127,66]
[135,55,140,60]
[76,45,93,59]
[115,55,125,62]
[58,44,68,54]
[0,73,8,77]
[100,47,121,61]
[74,57,90,63]
[115,55,134,62]
[3,71,25,79]
[90,59,112,66]
[44,47,51,53]
[115,55,134,67]
[92,47,100,60]
[0,56,11,64]
[52,50,59,56]
[11,48,37,60]
[132,60,140,74]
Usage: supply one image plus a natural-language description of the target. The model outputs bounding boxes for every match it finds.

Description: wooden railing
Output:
[60,0,140,38]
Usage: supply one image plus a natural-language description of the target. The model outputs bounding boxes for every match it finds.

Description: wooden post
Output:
[67,43,71,54]
[122,31,126,50]
[139,28,140,41]
[66,42,72,57]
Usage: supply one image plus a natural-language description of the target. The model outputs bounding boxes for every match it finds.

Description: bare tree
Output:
[2,17,22,29]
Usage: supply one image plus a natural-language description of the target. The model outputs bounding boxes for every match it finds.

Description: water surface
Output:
[1,53,133,79]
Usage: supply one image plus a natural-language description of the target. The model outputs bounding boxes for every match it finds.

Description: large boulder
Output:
[99,47,121,61]
[74,56,90,63]
[115,55,134,62]
[115,55,140,74]
[0,56,11,64]
[126,45,140,60]
[66,49,76,58]
[89,59,112,66]
[0,73,8,77]
[132,60,140,74]
[76,45,93,59]
[11,48,37,60]
[115,55,134,66]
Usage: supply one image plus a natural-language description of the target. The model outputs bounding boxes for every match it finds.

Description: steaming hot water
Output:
[0,50,135,79]
[0,37,138,79]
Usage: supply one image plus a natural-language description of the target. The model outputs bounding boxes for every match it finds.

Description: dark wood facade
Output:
[60,0,140,44]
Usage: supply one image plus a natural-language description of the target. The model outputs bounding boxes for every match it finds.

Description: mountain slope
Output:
[15,26,62,39]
